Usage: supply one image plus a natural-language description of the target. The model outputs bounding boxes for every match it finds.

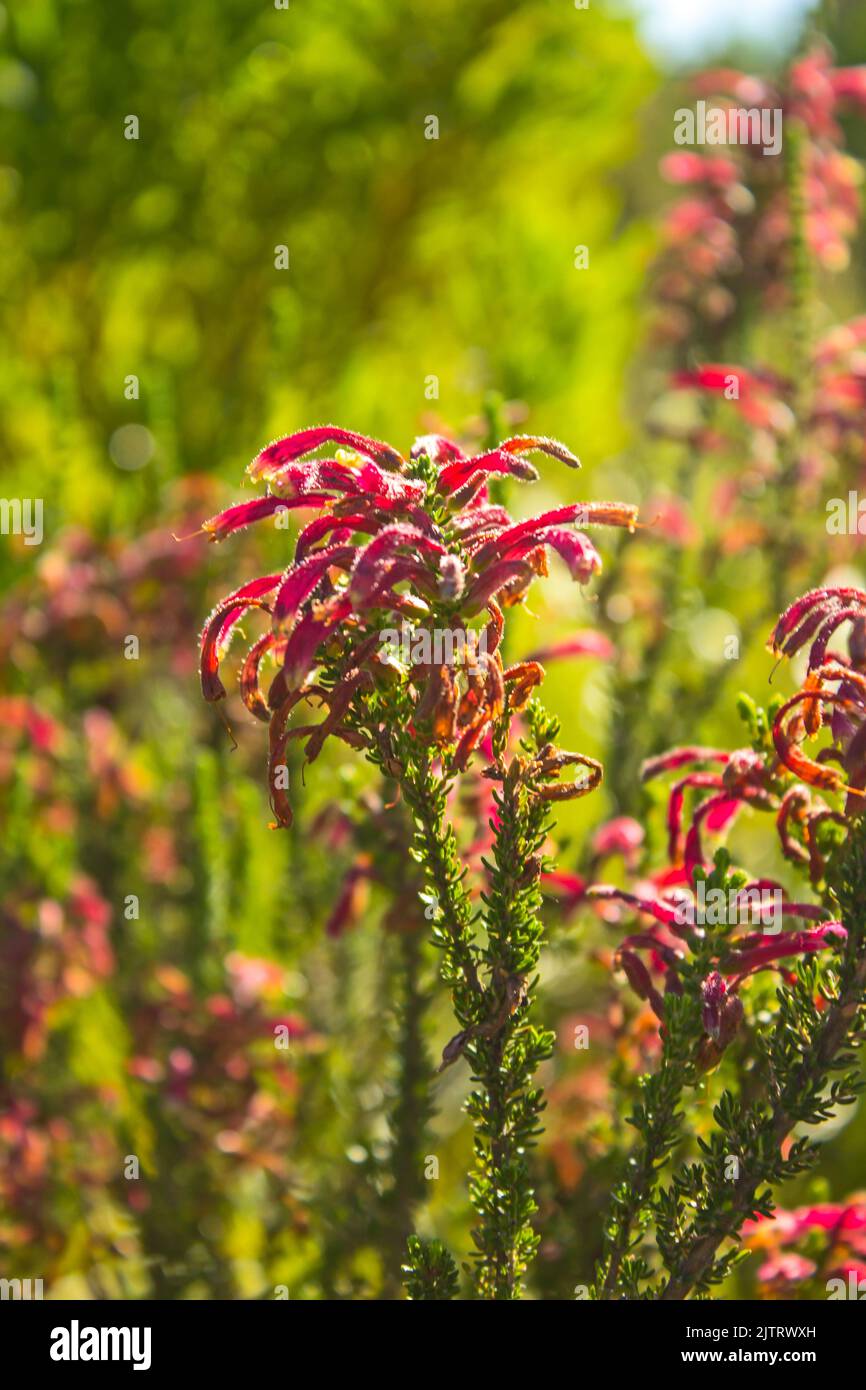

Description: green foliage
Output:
[402,1235,460,1301]
[595,828,866,1300]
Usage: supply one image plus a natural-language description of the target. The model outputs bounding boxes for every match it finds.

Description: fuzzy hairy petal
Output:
[249,426,405,479]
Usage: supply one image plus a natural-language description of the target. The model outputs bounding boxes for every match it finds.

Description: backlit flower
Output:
[198,426,636,826]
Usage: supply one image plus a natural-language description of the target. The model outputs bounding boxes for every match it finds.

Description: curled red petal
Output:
[240,632,281,721]
[772,691,851,791]
[304,669,373,763]
[267,692,309,829]
[350,526,445,605]
[683,793,741,876]
[272,545,354,624]
[665,771,724,863]
[281,597,353,691]
[484,600,504,656]
[200,574,282,701]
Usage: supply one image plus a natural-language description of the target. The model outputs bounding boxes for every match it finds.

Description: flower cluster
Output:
[666,322,866,509]
[579,586,866,1054]
[0,878,113,1062]
[199,426,636,825]
[602,585,866,902]
[742,1199,866,1293]
[654,47,866,345]
[589,873,844,1055]
[770,585,866,808]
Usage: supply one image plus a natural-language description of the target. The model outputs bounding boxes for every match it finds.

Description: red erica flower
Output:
[595,585,866,914]
[641,744,770,876]
[742,1196,866,1293]
[700,971,744,1047]
[672,364,790,432]
[588,880,845,1030]
[653,47,866,349]
[198,426,636,826]
[769,587,866,813]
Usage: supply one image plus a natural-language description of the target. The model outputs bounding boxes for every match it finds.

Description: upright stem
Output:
[466,766,552,1299]
[382,926,431,1297]
[400,750,484,1026]
[596,1036,690,1299]
[399,728,555,1298]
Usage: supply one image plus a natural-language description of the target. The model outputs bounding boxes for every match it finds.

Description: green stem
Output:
[382,926,431,1297]
[464,728,557,1299]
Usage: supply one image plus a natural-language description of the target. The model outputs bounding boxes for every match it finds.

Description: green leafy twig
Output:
[656,821,866,1299]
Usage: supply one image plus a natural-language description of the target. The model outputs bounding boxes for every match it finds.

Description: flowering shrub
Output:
[8,4,866,1308]
[198,425,635,1296]
[573,579,866,1299]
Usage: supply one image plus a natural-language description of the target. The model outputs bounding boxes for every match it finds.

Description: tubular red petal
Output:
[723,923,847,976]
[527,632,615,663]
[807,608,866,670]
[349,526,445,605]
[470,528,602,584]
[281,598,353,691]
[250,426,404,479]
[617,948,666,1020]
[356,461,425,503]
[325,860,372,938]
[497,435,581,467]
[463,560,535,614]
[200,574,282,702]
[672,364,759,396]
[202,494,332,542]
[295,513,377,562]
[272,546,354,624]
[641,747,730,782]
[770,587,866,654]
[362,558,440,610]
[437,449,540,496]
[588,885,683,928]
[538,528,603,581]
[452,505,512,543]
